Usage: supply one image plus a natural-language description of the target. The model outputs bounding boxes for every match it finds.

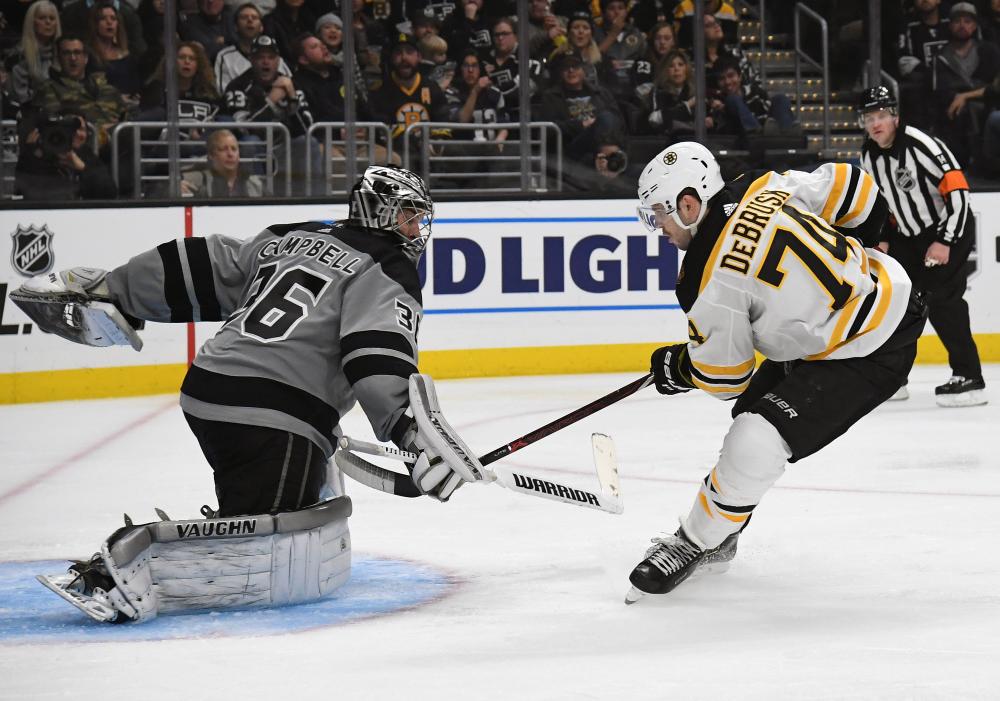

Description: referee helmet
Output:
[857,85,898,128]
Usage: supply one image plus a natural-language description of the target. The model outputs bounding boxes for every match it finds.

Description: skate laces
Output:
[645,533,702,575]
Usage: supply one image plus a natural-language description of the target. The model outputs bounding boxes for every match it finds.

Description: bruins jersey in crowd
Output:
[105,221,421,455]
[676,163,912,400]
[370,72,451,141]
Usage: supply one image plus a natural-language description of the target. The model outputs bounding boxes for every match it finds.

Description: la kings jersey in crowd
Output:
[676,163,912,400]
[106,221,420,456]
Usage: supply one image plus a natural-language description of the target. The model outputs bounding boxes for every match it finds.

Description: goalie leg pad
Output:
[408,374,485,483]
[43,498,353,623]
[682,413,791,549]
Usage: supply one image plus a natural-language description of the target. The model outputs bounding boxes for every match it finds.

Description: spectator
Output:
[632,21,676,115]
[702,11,756,91]
[136,0,166,80]
[541,52,625,163]
[61,0,147,61]
[348,0,387,55]
[315,12,343,65]
[446,48,509,143]
[34,35,128,146]
[629,0,674,33]
[441,0,492,61]
[85,1,142,99]
[15,111,117,200]
[714,56,799,137]
[981,0,1000,46]
[264,0,317,61]
[647,49,721,137]
[370,32,451,149]
[180,128,264,196]
[411,14,441,43]
[673,0,738,47]
[292,32,343,122]
[140,41,221,121]
[932,2,1000,166]
[418,33,454,88]
[222,34,320,194]
[485,17,536,120]
[215,2,292,93]
[897,0,951,129]
[594,0,646,121]
[527,0,568,61]
[8,0,61,106]
[179,0,236,64]
[552,10,604,89]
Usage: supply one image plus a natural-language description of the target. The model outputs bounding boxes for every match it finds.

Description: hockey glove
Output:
[650,343,695,395]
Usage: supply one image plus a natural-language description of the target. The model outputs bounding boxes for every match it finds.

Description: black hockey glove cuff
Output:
[650,343,695,395]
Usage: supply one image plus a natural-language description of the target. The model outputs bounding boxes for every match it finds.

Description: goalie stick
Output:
[336,374,651,511]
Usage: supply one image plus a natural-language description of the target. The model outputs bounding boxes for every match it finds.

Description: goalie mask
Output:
[636,142,723,234]
[349,165,434,262]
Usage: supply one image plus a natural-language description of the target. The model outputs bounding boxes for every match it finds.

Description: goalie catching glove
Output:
[9,267,144,350]
[650,343,695,395]
[397,374,486,501]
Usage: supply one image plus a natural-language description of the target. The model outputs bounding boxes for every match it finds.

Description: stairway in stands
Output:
[740,10,862,162]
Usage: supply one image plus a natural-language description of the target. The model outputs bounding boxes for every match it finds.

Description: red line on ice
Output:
[0,400,176,506]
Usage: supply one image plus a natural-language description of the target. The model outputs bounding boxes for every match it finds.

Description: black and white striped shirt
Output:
[860,124,969,244]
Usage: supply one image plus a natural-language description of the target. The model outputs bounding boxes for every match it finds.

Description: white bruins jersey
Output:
[676,164,912,400]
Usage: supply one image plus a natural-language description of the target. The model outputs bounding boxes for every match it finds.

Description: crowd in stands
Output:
[1,0,999,201]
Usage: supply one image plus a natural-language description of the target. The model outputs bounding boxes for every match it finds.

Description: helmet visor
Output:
[397,202,434,258]
[637,204,673,233]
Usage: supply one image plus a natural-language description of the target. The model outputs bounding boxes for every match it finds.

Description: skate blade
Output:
[624,586,646,605]
[36,574,118,623]
[887,386,909,401]
[935,390,987,408]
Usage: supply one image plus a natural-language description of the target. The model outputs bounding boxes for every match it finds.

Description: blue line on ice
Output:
[0,557,455,643]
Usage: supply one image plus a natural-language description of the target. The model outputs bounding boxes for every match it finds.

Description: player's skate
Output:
[624,527,738,605]
[887,384,909,401]
[935,376,987,407]
[37,554,123,623]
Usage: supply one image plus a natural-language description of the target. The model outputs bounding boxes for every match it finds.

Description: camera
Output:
[39,116,81,158]
[604,149,628,175]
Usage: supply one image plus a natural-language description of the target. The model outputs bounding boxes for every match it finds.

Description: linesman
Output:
[858,85,986,407]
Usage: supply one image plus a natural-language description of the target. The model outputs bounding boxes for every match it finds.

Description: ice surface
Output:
[1,365,998,700]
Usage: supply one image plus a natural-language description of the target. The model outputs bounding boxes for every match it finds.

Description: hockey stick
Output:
[336,374,652,509]
[339,433,624,513]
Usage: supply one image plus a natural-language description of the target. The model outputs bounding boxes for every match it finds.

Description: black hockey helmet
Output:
[857,85,898,127]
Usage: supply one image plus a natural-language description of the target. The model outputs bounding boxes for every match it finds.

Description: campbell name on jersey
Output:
[676,164,912,400]
[105,222,421,456]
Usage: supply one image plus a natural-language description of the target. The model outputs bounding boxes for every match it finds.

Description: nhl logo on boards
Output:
[893,167,916,191]
[11,224,55,277]
[663,151,677,165]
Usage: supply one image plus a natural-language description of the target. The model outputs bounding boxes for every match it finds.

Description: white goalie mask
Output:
[636,142,724,234]
[349,165,434,261]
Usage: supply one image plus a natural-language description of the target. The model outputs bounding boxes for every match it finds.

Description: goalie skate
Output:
[624,529,739,605]
[37,556,121,623]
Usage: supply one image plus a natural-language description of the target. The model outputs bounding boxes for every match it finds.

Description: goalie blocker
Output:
[37,497,352,623]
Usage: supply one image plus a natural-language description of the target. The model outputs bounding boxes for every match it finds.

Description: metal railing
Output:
[305,122,393,196]
[111,121,290,198]
[1,120,16,199]
[401,122,562,195]
[794,2,830,152]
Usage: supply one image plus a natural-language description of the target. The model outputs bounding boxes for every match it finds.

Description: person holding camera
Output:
[15,111,117,201]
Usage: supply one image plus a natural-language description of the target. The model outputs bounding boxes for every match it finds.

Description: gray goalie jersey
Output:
[106,220,421,456]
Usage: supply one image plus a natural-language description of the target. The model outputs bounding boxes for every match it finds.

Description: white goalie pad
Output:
[408,373,486,482]
[41,498,352,623]
[9,287,143,350]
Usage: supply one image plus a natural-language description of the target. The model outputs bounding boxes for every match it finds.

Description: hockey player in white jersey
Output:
[11,165,483,623]
[626,143,927,603]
